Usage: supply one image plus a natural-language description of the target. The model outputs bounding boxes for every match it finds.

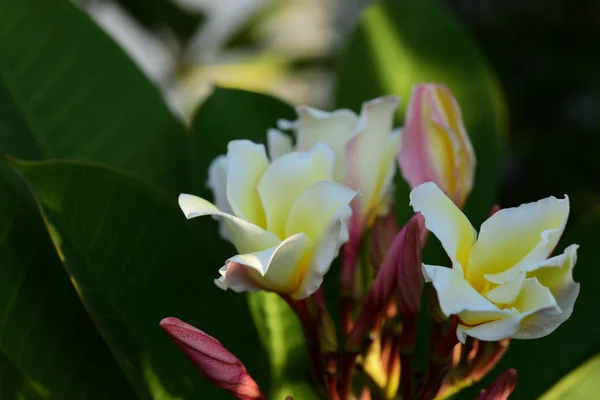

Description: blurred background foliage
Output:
[0,0,598,399]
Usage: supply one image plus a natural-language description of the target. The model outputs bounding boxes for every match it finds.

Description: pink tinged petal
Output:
[219,233,313,298]
[471,195,570,286]
[178,194,280,254]
[266,128,293,161]
[478,369,517,400]
[206,155,232,239]
[257,143,335,238]
[398,85,444,192]
[293,106,358,182]
[410,182,476,273]
[159,318,265,400]
[423,264,499,318]
[345,96,400,222]
[398,84,475,207]
[225,140,269,227]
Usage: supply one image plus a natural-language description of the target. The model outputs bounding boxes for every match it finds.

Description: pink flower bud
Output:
[160,318,265,400]
[478,369,517,400]
[398,84,476,207]
[347,216,423,350]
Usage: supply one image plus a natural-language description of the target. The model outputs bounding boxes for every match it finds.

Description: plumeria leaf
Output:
[0,161,138,399]
[336,0,506,227]
[9,158,267,399]
[0,0,189,195]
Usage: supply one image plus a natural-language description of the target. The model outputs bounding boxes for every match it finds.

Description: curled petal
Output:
[470,195,569,286]
[178,194,280,254]
[410,182,476,272]
[219,233,313,298]
[160,318,265,400]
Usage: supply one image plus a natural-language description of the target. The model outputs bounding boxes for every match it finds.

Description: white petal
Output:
[457,313,521,343]
[257,143,335,238]
[266,128,293,161]
[469,195,570,285]
[410,182,476,272]
[295,203,354,299]
[344,96,400,220]
[206,155,232,239]
[178,194,279,253]
[225,140,269,227]
[484,272,526,304]
[286,181,357,240]
[423,264,499,317]
[218,233,312,296]
[294,106,358,182]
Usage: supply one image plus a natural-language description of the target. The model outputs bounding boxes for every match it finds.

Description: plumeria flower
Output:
[268,96,401,235]
[179,140,357,299]
[410,182,579,343]
[399,84,475,207]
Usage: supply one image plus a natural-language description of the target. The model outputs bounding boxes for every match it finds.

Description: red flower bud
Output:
[160,318,265,400]
[478,369,517,400]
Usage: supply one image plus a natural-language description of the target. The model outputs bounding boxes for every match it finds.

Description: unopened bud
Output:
[160,318,265,400]
[478,369,517,400]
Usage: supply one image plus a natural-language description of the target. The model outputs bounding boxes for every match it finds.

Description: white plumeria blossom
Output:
[179,139,358,299]
[268,96,401,229]
[410,182,580,343]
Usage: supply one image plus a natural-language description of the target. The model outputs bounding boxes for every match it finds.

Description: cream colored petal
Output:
[294,107,358,182]
[258,144,335,238]
[206,155,232,239]
[469,195,569,286]
[225,140,269,227]
[457,313,521,343]
[295,202,354,299]
[510,277,564,339]
[345,96,399,219]
[286,181,357,240]
[410,182,476,272]
[526,244,579,292]
[484,272,526,305]
[218,233,312,297]
[423,264,499,318]
[178,194,279,253]
[266,128,293,161]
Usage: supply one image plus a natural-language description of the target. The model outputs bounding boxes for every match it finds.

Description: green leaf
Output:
[248,292,321,400]
[189,88,319,398]
[9,159,268,399]
[0,0,188,195]
[540,353,600,400]
[0,161,138,399]
[0,351,43,400]
[336,0,506,226]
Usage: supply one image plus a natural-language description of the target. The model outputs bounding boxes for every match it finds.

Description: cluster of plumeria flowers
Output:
[160,84,580,400]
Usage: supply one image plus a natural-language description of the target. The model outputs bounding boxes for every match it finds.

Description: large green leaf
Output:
[540,353,600,400]
[0,0,188,195]
[336,0,506,226]
[0,352,43,400]
[10,159,268,399]
[0,161,137,399]
[189,87,319,398]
